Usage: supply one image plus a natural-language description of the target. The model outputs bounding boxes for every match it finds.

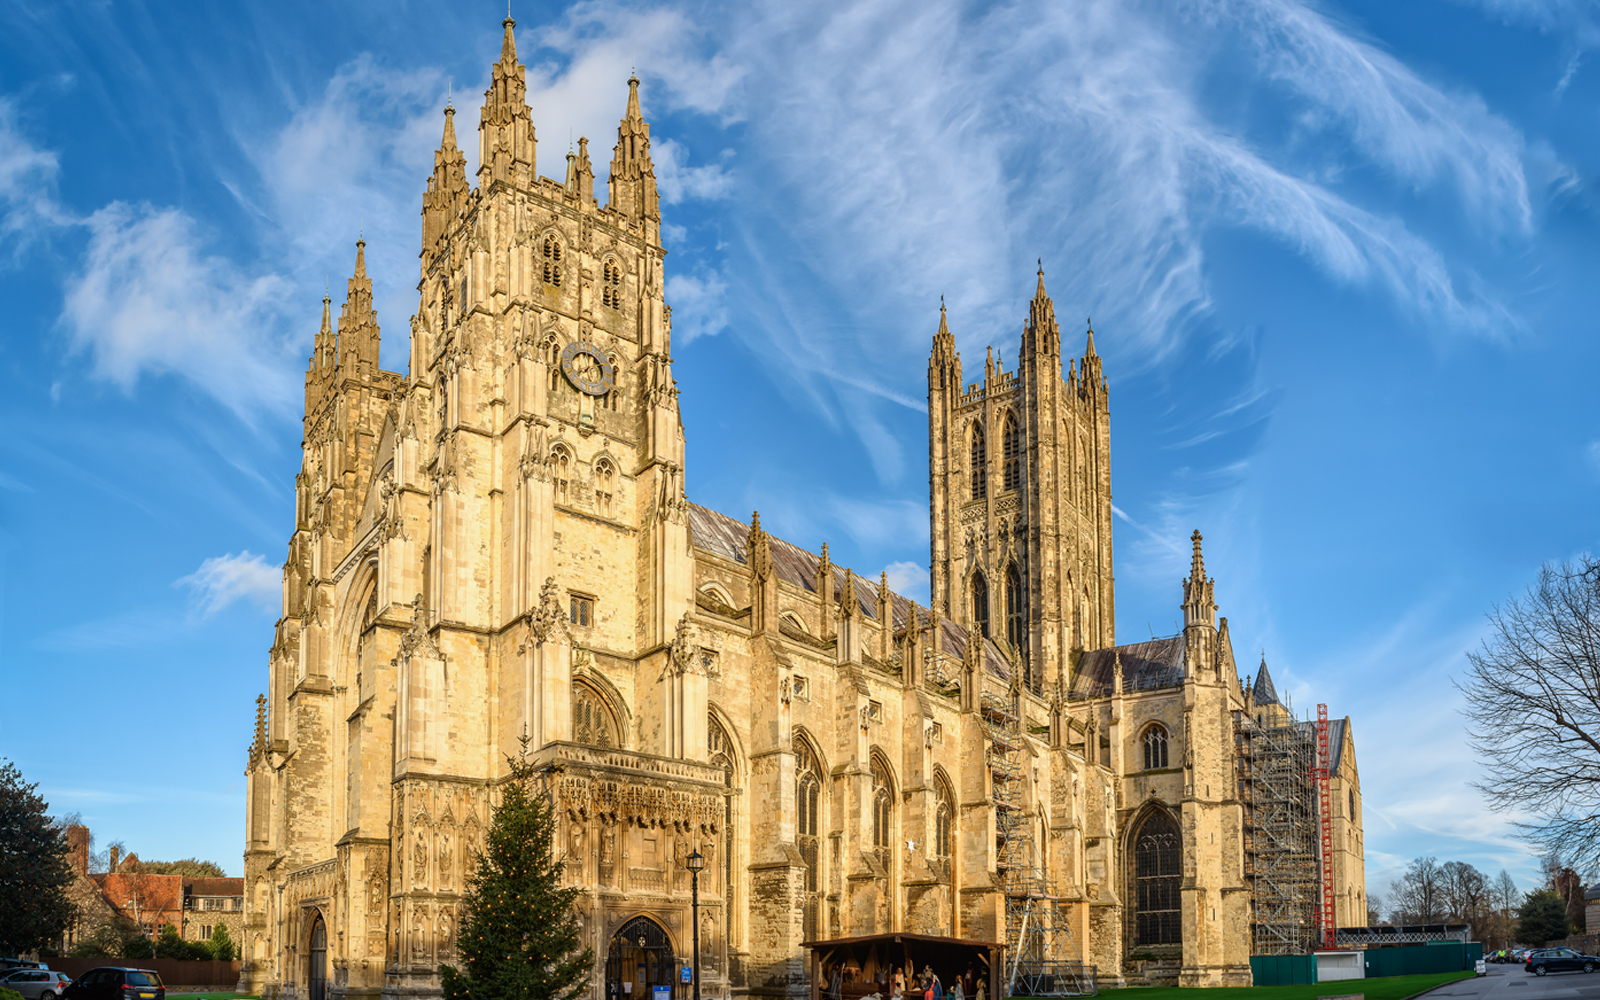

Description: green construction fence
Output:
[1251,943,1481,985]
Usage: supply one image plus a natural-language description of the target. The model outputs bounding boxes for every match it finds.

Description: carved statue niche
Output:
[437,829,453,887]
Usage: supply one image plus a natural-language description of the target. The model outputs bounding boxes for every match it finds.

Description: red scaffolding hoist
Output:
[1316,704,1335,949]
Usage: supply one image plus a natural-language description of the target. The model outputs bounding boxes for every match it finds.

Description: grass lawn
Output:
[1098,970,1475,1000]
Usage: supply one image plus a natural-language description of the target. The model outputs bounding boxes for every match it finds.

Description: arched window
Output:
[602,258,623,309]
[970,422,987,500]
[709,715,734,898]
[1133,811,1181,945]
[541,234,563,287]
[933,775,954,870]
[795,736,823,939]
[572,685,616,747]
[871,755,893,865]
[971,572,990,639]
[1002,412,1022,492]
[1143,725,1169,770]
[1005,562,1028,680]
[595,459,615,516]
[552,447,572,504]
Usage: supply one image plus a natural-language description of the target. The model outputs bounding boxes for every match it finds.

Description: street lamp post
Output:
[685,849,706,1000]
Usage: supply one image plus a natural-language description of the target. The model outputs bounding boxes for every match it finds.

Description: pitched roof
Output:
[183,876,244,896]
[1071,635,1186,698]
[686,502,1013,679]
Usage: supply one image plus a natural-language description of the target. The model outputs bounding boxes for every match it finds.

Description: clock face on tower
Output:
[559,341,616,396]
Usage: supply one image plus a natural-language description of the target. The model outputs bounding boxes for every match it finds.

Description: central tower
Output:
[926,271,1115,691]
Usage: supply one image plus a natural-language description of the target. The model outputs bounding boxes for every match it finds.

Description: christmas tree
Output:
[442,742,593,1000]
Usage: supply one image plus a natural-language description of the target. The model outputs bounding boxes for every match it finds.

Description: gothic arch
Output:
[1001,409,1022,492]
[1123,803,1182,947]
[1004,561,1027,679]
[969,420,988,500]
[538,226,568,288]
[600,254,625,309]
[970,570,991,640]
[572,677,622,749]
[932,766,957,865]
[1140,722,1171,771]
[549,442,575,505]
[698,582,735,610]
[605,910,682,958]
[793,728,827,939]
[572,668,630,748]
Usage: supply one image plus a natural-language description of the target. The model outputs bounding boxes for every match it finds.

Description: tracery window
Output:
[542,234,563,287]
[1005,562,1028,682]
[602,258,623,309]
[553,447,571,504]
[1133,811,1181,945]
[971,572,990,639]
[1143,724,1169,771]
[871,755,893,866]
[547,340,561,392]
[970,423,987,500]
[1002,412,1022,492]
[573,685,616,747]
[595,459,615,516]
[795,736,823,940]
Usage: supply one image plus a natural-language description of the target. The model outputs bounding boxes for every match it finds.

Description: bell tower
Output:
[927,267,1114,692]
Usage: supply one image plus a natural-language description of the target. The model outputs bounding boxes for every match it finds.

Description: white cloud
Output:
[176,550,281,617]
[884,560,931,603]
[60,203,299,418]
[0,98,65,256]
[666,269,729,343]
[653,139,732,204]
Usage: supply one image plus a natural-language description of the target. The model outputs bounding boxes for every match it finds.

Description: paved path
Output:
[1412,962,1600,1000]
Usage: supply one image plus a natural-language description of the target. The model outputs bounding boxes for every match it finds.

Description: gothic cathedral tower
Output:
[927,270,1115,692]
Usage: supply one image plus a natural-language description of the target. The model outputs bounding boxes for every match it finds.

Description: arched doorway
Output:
[605,916,678,1000]
[307,914,328,1000]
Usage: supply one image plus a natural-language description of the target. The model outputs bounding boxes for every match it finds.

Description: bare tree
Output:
[1492,870,1522,947]
[1440,861,1490,939]
[1460,557,1600,870]
[1389,856,1444,923]
[1367,892,1383,927]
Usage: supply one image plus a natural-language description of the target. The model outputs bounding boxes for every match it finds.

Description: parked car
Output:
[1524,948,1600,976]
[0,969,75,1000]
[58,968,164,1000]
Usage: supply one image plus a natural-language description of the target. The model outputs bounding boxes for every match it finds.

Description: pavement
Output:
[1416,962,1600,1000]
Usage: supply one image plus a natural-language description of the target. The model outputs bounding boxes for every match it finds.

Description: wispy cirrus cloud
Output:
[176,550,281,617]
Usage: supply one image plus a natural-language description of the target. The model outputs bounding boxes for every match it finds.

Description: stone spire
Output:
[478,15,536,189]
[1182,529,1216,630]
[422,105,469,251]
[929,298,959,389]
[609,75,659,220]
[337,238,379,372]
[1025,260,1061,359]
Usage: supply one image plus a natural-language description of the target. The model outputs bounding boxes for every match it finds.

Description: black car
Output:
[58,968,165,1000]
[1525,948,1600,976]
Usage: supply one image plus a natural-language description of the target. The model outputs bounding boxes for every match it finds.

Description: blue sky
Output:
[1,0,1596,904]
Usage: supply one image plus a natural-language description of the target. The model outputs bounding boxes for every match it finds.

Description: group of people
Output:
[824,963,986,1000]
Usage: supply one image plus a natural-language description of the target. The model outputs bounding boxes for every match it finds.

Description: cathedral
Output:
[241,18,1366,1000]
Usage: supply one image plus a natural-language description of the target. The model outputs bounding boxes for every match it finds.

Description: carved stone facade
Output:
[242,18,1365,1000]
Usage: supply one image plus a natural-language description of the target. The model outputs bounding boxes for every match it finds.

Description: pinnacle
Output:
[354,238,367,278]
[1034,259,1048,301]
[1189,529,1205,580]
[937,298,950,336]
[1085,318,1097,357]
[625,74,643,121]
[441,104,457,150]
[500,16,517,64]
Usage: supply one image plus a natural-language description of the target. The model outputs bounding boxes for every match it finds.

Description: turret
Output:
[337,239,380,374]
[304,292,334,412]
[478,17,536,190]
[609,75,659,221]
[422,104,469,252]
[1024,262,1061,359]
[1182,530,1216,631]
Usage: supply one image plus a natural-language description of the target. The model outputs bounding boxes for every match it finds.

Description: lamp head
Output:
[686,849,707,873]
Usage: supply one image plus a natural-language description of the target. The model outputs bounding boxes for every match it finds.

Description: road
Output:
[1415,962,1600,1000]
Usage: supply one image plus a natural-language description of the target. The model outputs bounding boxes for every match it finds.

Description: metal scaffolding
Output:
[1235,710,1320,956]
[982,685,1096,997]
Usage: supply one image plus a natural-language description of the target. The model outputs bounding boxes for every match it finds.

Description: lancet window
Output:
[595,459,616,516]
[541,233,563,287]
[970,423,987,500]
[1005,562,1028,680]
[573,685,616,748]
[1002,412,1022,492]
[552,447,571,504]
[709,715,734,897]
[1143,724,1169,770]
[971,572,990,639]
[870,755,893,866]
[602,258,623,308]
[795,736,823,939]
[933,775,954,874]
